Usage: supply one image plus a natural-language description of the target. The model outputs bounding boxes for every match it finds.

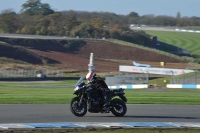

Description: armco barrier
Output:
[167,84,200,89]
[108,84,148,89]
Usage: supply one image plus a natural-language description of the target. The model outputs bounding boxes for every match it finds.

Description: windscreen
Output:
[75,77,84,87]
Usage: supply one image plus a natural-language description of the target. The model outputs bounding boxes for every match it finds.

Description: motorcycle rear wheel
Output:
[70,97,87,117]
[111,98,127,117]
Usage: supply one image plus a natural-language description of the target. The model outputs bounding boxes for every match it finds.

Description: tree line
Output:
[0,0,199,46]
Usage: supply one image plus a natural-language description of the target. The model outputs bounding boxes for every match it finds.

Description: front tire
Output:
[70,97,87,117]
[111,98,127,117]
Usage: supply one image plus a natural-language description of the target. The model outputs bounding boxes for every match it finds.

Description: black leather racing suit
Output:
[90,77,110,105]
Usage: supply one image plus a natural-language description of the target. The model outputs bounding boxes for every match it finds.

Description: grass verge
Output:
[144,30,200,61]
[0,80,200,104]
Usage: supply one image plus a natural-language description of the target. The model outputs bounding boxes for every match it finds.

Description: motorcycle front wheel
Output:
[70,97,87,117]
[111,98,127,117]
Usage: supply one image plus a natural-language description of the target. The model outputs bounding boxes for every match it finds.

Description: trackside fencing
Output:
[170,71,200,84]
[0,70,64,78]
[105,73,148,86]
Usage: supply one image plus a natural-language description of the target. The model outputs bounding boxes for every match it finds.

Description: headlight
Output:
[74,86,80,91]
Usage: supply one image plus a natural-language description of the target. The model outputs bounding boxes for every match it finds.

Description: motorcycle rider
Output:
[86,72,110,110]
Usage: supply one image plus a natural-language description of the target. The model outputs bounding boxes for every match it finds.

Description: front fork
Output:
[78,94,84,106]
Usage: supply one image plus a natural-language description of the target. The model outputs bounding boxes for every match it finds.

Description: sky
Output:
[0,0,199,17]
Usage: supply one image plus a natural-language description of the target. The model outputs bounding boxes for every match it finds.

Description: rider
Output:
[86,72,110,110]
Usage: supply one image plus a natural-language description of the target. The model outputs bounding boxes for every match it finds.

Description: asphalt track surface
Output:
[0,104,200,124]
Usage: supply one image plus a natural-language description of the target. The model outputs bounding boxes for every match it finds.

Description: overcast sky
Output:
[0,0,199,17]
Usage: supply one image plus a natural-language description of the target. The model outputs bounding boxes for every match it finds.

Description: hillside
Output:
[0,38,192,73]
[144,30,200,62]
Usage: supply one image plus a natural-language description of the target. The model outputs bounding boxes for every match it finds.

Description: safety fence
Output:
[1,69,200,86]
[0,70,64,78]
[171,71,200,84]
[105,73,148,86]
[105,70,200,87]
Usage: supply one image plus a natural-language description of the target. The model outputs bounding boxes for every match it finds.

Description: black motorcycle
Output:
[69,77,127,117]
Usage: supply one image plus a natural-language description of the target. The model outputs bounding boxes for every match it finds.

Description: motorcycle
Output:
[69,77,127,117]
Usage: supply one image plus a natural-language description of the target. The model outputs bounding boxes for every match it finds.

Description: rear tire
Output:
[111,98,127,117]
[70,97,87,117]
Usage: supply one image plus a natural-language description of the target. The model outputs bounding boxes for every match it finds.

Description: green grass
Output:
[149,76,172,86]
[125,89,200,104]
[0,81,200,104]
[144,30,200,61]
[184,26,200,30]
